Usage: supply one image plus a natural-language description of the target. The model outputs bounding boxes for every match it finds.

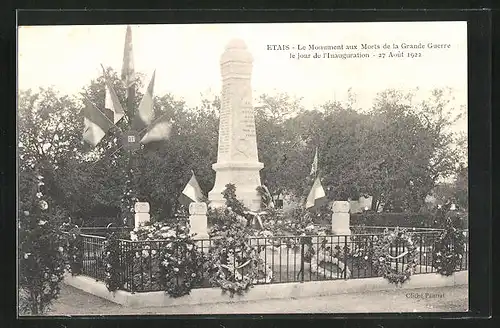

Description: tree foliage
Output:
[18,68,466,224]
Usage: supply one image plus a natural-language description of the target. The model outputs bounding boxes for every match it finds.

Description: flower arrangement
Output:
[18,173,67,315]
[432,216,466,276]
[372,227,418,285]
[158,217,206,297]
[130,211,207,297]
[348,226,378,271]
[207,184,273,296]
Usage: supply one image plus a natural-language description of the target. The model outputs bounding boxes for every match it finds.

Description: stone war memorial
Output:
[208,39,264,211]
[18,24,470,315]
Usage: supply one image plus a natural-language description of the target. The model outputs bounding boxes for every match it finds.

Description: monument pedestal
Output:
[134,202,150,229]
[209,162,263,211]
[331,201,351,236]
[189,202,209,239]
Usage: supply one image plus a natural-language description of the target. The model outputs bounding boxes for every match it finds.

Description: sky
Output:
[18,21,468,133]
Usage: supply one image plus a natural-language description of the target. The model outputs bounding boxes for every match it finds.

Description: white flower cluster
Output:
[131,222,180,241]
[305,224,315,232]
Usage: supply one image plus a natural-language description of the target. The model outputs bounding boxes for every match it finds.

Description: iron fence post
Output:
[300,237,305,282]
[344,235,348,280]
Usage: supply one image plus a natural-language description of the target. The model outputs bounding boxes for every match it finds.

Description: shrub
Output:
[18,173,67,315]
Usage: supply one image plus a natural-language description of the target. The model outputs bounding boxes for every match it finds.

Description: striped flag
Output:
[101,64,125,124]
[121,25,135,89]
[134,70,156,132]
[82,97,115,147]
[305,176,326,209]
[310,147,318,177]
[140,115,172,144]
[179,171,204,206]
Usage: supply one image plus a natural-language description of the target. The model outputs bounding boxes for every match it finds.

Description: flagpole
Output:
[315,147,319,180]
[123,94,136,227]
[123,25,138,228]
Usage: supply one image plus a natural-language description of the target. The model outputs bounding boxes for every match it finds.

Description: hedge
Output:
[350,212,467,229]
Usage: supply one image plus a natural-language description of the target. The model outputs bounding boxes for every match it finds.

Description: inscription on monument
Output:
[218,83,232,158]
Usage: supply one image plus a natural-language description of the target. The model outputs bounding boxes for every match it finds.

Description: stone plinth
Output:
[189,202,208,239]
[134,202,150,229]
[331,201,351,235]
[208,39,264,211]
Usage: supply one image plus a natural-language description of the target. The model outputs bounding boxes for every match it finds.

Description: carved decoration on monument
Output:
[234,139,252,160]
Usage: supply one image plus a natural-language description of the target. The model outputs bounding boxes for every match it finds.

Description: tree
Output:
[255,93,309,197]
[18,88,87,216]
[361,88,465,211]
[453,165,468,210]
[133,94,219,220]
[19,68,222,223]
[19,74,465,223]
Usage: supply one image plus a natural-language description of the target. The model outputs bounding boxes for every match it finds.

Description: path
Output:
[44,284,468,315]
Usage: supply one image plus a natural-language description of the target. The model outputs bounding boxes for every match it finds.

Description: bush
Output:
[18,173,67,315]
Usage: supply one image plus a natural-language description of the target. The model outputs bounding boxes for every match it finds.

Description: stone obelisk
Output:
[208,39,264,211]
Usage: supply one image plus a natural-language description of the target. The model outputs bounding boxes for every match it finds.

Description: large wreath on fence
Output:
[372,228,418,286]
[208,235,266,297]
[432,218,466,276]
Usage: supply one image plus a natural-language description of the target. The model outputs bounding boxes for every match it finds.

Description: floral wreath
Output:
[218,253,273,285]
[372,228,418,285]
[209,249,258,296]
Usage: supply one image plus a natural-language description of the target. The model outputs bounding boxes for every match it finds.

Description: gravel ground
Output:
[40,283,468,316]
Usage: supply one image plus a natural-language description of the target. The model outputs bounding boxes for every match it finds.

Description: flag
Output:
[101,64,125,124]
[310,147,318,177]
[121,25,135,89]
[179,171,204,205]
[134,70,156,132]
[82,97,114,147]
[305,176,326,209]
[140,115,172,144]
